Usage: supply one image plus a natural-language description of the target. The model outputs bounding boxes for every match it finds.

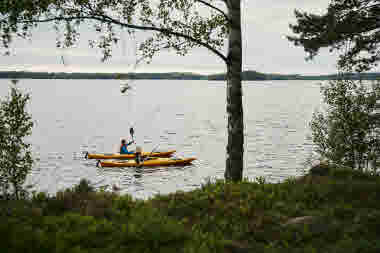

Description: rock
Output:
[224,241,261,253]
[282,216,315,226]
[283,216,340,238]
[112,184,121,192]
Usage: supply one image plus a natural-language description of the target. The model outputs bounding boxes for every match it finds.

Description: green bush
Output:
[1,169,380,252]
[0,80,34,200]
[310,79,380,171]
[72,179,95,193]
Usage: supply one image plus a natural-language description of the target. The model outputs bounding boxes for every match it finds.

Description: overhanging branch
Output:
[22,15,228,64]
[101,14,228,64]
[194,0,230,23]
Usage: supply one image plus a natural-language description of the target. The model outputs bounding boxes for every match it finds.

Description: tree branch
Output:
[99,14,228,64]
[21,14,228,64]
[194,0,230,23]
[335,3,380,24]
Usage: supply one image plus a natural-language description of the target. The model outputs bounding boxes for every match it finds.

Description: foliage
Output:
[72,178,95,193]
[0,0,229,63]
[288,0,380,72]
[310,78,380,170]
[1,169,380,252]
[0,80,34,199]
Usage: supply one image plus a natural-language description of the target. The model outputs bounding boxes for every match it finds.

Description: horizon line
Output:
[0,69,353,77]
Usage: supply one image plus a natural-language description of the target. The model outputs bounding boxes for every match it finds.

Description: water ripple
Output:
[13,79,324,199]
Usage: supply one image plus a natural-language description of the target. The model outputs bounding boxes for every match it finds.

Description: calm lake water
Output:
[0,79,323,199]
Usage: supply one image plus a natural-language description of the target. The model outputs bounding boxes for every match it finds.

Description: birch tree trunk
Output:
[224,0,244,181]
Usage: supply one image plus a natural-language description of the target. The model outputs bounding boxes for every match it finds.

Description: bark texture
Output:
[224,0,244,181]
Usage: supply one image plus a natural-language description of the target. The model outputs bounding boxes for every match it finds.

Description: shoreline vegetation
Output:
[1,165,380,252]
[1,70,380,80]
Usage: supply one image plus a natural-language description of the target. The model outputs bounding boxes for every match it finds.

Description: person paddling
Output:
[120,139,134,154]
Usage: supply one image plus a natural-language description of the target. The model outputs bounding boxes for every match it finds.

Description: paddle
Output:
[129,127,143,165]
[147,144,160,159]
[128,127,159,164]
[129,127,134,142]
[135,144,159,166]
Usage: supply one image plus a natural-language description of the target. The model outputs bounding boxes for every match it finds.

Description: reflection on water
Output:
[0,79,322,199]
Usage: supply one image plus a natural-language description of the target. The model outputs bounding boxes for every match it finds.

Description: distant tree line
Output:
[2,70,380,81]
[209,71,380,81]
[0,71,208,80]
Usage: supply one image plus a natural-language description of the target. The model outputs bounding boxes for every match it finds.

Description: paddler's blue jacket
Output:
[120,141,134,154]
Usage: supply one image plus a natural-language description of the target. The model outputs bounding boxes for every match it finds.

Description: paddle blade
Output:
[129,127,134,137]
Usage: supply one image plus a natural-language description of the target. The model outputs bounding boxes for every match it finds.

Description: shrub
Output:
[310,79,380,171]
[0,80,34,199]
[72,179,95,193]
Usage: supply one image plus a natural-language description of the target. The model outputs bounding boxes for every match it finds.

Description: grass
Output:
[1,166,380,252]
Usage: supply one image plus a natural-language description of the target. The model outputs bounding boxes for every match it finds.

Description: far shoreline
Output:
[1,70,380,81]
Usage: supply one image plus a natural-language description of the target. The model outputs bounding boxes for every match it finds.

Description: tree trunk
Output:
[12,181,19,200]
[224,0,244,181]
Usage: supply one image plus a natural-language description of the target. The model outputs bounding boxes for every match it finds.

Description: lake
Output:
[0,79,323,199]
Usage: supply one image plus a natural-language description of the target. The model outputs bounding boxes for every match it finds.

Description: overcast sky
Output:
[0,0,357,75]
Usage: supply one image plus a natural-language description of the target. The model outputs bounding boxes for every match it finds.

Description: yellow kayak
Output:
[86,150,176,160]
[98,157,196,168]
